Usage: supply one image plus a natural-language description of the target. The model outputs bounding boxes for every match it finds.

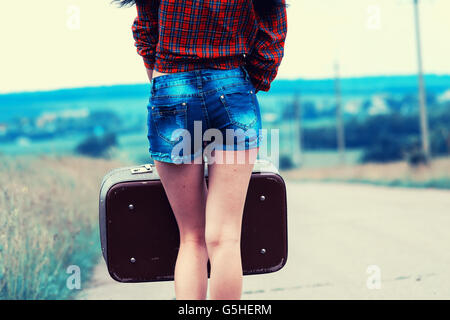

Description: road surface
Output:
[78,181,450,300]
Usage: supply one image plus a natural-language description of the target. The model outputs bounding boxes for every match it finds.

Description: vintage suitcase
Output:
[99,158,288,282]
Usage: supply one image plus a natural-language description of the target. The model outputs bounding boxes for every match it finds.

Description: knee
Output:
[179,234,207,250]
[205,232,240,254]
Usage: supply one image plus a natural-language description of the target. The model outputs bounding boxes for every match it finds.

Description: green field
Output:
[0,130,365,169]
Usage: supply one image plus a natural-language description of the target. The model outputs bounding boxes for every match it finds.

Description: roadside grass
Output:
[280,156,450,190]
[0,154,123,299]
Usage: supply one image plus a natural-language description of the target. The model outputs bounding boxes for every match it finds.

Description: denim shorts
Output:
[146,65,262,164]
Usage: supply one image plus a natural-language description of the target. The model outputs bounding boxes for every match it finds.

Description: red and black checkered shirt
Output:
[132,0,288,93]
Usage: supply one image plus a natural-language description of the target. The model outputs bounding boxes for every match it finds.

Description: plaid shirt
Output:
[132,0,287,93]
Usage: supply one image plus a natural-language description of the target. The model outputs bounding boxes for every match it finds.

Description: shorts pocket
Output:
[150,100,188,144]
[219,88,258,130]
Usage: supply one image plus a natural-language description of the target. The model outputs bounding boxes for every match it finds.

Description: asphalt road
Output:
[78,181,450,300]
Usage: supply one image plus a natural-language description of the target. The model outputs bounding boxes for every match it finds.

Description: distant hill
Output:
[0,74,449,122]
[1,74,449,103]
[0,84,151,107]
[270,74,450,95]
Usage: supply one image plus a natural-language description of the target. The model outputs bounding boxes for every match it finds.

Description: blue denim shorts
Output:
[146,65,262,164]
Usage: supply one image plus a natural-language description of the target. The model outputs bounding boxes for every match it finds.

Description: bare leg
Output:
[205,147,259,300]
[154,155,208,300]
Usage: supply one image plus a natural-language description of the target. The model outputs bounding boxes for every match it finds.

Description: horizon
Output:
[1,72,449,96]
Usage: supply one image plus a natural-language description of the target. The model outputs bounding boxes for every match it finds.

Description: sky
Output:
[0,0,449,93]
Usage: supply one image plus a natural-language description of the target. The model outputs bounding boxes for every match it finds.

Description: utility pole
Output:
[334,61,346,164]
[291,93,302,167]
[413,0,431,161]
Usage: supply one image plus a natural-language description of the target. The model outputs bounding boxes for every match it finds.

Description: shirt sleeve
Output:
[245,1,288,93]
[132,0,160,70]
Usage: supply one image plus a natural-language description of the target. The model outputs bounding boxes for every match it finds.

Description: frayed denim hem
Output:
[213,134,262,151]
[149,134,262,164]
[149,148,204,164]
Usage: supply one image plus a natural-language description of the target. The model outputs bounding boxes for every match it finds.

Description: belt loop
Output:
[195,69,202,91]
[241,65,250,81]
[150,78,155,96]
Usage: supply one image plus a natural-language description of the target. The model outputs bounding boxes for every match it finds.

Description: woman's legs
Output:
[154,156,209,300]
[205,148,259,299]
[154,147,258,300]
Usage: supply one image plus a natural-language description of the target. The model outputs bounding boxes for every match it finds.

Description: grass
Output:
[0,154,123,299]
[280,156,450,190]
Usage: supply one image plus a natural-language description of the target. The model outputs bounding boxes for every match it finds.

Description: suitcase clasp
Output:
[130,164,153,174]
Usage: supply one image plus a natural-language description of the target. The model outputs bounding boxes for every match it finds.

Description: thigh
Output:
[205,148,259,241]
[154,160,208,241]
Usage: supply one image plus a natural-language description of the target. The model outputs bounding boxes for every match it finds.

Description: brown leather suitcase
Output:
[99,159,287,282]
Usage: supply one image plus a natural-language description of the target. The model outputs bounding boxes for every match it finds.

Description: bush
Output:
[279,155,296,170]
[407,150,428,166]
[405,141,429,166]
[75,132,117,158]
